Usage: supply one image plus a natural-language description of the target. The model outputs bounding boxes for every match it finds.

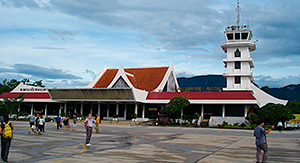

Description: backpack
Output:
[2,122,12,139]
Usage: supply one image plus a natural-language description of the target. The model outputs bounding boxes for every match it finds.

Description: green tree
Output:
[246,113,260,125]
[0,78,45,95]
[287,100,300,114]
[259,103,294,125]
[161,96,190,122]
[0,94,24,116]
[261,86,269,92]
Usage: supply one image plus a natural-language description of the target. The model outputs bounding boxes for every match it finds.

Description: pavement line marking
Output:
[193,136,245,163]
[57,142,87,163]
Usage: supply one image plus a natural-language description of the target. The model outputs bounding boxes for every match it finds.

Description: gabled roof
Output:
[93,66,169,92]
[93,69,118,88]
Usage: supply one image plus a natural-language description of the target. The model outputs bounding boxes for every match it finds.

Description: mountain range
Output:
[177,75,300,102]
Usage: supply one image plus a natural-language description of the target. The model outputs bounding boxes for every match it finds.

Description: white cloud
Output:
[1,0,300,88]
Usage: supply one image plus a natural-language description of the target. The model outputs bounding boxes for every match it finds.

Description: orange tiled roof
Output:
[125,67,168,91]
[93,67,169,92]
[93,69,118,88]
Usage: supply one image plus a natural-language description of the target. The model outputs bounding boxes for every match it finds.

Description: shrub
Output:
[45,116,52,122]
[131,114,137,119]
[246,113,259,125]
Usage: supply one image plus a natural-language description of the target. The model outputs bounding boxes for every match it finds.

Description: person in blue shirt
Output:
[55,115,61,130]
[254,120,274,163]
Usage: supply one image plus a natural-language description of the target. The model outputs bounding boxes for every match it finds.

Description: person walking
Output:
[55,115,61,130]
[35,114,40,133]
[64,116,70,131]
[42,115,46,132]
[37,115,45,135]
[0,115,14,162]
[254,120,274,163]
[85,114,95,146]
[277,120,283,132]
[72,117,78,131]
[95,114,100,134]
[28,114,35,134]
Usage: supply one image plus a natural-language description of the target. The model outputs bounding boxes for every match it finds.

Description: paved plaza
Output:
[6,121,300,163]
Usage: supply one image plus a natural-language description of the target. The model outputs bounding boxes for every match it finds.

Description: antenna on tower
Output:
[236,0,241,29]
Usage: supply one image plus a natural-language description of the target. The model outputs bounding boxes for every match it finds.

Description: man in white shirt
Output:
[84,114,95,146]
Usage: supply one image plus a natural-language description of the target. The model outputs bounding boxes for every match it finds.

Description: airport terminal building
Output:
[0,22,288,126]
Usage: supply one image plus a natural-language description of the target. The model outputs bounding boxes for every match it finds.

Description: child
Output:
[72,117,78,131]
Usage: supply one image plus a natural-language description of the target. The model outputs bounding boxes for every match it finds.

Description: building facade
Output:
[0,12,288,126]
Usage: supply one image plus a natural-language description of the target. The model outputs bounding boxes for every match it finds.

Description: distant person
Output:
[277,120,283,132]
[28,114,35,134]
[85,114,95,146]
[0,115,14,162]
[254,120,274,163]
[37,115,45,135]
[35,114,40,132]
[55,115,61,130]
[95,114,100,134]
[42,115,46,132]
[64,116,70,131]
[72,117,78,131]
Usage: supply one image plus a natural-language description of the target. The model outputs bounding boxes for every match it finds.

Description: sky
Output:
[1,0,300,89]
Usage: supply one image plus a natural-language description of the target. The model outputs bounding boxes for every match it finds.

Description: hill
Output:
[176,75,299,101]
[267,84,300,102]
[177,75,225,92]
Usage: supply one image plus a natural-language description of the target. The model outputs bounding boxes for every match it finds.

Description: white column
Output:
[45,104,48,116]
[201,105,204,118]
[222,105,225,117]
[18,104,20,114]
[135,103,138,115]
[30,103,34,116]
[80,102,83,115]
[124,104,127,119]
[64,102,67,114]
[90,103,93,115]
[142,104,145,119]
[181,108,183,119]
[98,102,101,116]
[116,103,119,115]
[59,104,62,116]
[107,104,109,117]
[244,105,248,117]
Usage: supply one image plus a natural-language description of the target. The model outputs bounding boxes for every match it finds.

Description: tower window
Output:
[235,76,241,84]
[235,49,241,57]
[242,33,248,39]
[227,33,233,40]
[235,62,241,69]
[235,33,240,40]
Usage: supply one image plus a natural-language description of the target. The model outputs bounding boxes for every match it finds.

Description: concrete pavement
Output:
[6,121,300,163]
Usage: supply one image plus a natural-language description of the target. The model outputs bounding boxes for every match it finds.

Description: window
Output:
[227,33,233,40]
[235,61,241,69]
[235,33,240,40]
[242,33,248,39]
[235,76,241,84]
[225,105,244,117]
[234,49,241,57]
